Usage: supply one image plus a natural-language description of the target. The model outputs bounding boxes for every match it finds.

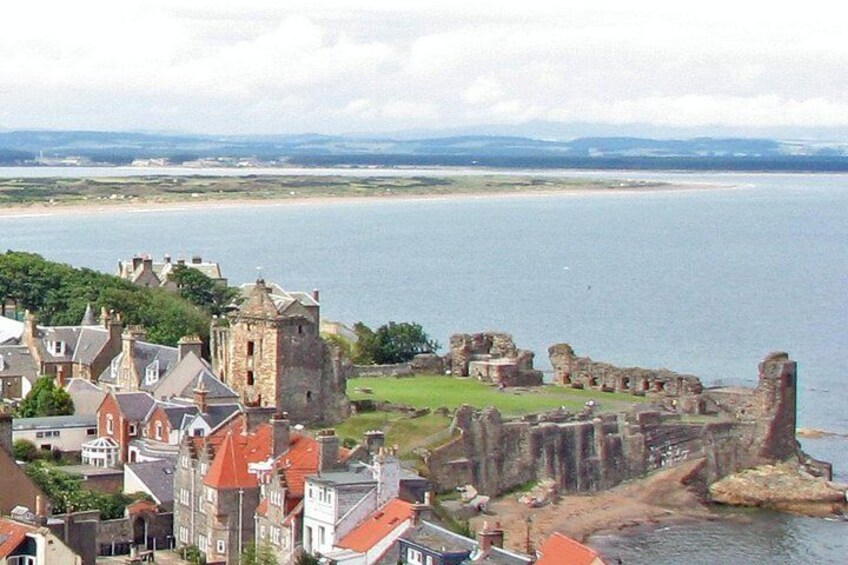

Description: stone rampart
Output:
[449,332,543,386]
[351,363,414,378]
[425,352,802,497]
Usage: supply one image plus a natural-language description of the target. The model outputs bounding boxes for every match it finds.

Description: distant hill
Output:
[2,130,848,171]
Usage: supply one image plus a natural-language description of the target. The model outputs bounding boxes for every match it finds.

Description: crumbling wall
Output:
[549,343,704,399]
[426,352,801,497]
[449,332,542,386]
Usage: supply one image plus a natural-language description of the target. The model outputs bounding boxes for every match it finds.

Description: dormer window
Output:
[145,360,160,385]
[47,340,66,356]
[110,357,120,380]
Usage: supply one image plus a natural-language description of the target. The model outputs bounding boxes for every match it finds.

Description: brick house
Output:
[89,391,156,465]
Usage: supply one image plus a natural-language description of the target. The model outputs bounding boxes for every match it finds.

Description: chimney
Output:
[142,257,153,271]
[364,430,385,454]
[56,366,66,389]
[271,412,291,458]
[243,406,275,433]
[0,410,12,456]
[178,335,203,361]
[194,380,208,413]
[132,256,142,271]
[177,258,185,266]
[192,256,202,264]
[35,495,47,519]
[23,310,37,344]
[164,254,172,264]
[478,521,505,551]
[317,429,339,473]
[119,327,145,391]
[374,447,400,506]
[312,289,320,303]
[411,491,434,526]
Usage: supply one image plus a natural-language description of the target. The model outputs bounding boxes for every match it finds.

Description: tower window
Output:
[306,390,312,403]
[247,341,255,356]
[247,371,254,386]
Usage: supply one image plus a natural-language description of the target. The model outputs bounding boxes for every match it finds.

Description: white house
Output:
[12,415,97,454]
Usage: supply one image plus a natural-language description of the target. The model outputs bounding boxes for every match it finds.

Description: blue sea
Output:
[0,168,846,563]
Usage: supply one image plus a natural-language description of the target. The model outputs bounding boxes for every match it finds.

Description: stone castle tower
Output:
[210,280,349,424]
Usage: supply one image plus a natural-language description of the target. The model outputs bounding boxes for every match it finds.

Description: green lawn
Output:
[347,375,648,416]
[333,412,452,456]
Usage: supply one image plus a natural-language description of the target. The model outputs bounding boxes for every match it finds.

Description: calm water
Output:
[1,168,846,563]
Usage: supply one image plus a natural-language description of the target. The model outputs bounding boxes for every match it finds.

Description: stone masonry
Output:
[448,332,543,387]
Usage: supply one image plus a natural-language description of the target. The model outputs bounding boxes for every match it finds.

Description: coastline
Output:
[0,180,730,219]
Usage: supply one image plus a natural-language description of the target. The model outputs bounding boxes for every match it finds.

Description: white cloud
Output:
[1,2,848,134]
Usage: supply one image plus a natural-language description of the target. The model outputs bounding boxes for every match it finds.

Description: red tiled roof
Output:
[336,499,413,553]
[535,532,602,565]
[0,518,32,558]
[272,435,319,497]
[203,431,266,489]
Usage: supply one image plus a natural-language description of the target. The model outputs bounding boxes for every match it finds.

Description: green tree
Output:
[13,439,38,462]
[355,321,439,365]
[294,552,319,565]
[168,265,237,316]
[17,377,74,418]
[241,542,279,565]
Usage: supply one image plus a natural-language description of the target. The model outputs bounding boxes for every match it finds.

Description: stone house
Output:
[172,408,341,564]
[19,307,123,384]
[0,345,38,401]
[116,255,226,290]
[210,280,349,424]
[97,328,178,393]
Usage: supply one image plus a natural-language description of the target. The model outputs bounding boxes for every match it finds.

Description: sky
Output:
[1,1,847,137]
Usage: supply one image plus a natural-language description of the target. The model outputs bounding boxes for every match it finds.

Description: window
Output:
[106,415,114,435]
[36,431,44,438]
[247,370,254,386]
[128,423,137,436]
[87,428,96,435]
[145,360,160,384]
[297,325,304,335]
[260,525,266,539]
[200,462,208,475]
[155,422,163,440]
[318,526,325,547]
[180,456,189,468]
[46,340,66,356]
[198,534,207,551]
[247,341,255,356]
[179,526,189,544]
[216,540,226,554]
[8,557,36,565]
[271,526,281,545]
[206,487,215,502]
[197,494,205,512]
[408,549,423,565]
[180,488,190,506]
[426,556,433,565]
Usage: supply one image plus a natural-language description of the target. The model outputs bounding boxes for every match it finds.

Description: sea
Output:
[0,167,846,563]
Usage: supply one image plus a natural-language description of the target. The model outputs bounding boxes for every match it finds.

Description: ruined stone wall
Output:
[449,332,542,386]
[426,352,800,497]
[549,343,704,399]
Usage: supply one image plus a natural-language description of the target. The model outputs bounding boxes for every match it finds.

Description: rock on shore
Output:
[709,462,847,516]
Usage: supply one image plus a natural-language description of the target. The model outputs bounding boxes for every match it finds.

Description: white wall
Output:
[13,425,95,452]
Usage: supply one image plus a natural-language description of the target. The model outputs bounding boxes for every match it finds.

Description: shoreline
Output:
[0,181,731,219]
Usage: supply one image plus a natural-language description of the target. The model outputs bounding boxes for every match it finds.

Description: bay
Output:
[0,168,846,562]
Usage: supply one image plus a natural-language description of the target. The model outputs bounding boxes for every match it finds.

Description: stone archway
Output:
[133,516,147,547]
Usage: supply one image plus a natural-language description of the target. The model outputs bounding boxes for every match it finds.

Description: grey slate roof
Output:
[0,346,38,382]
[114,391,156,422]
[125,459,177,505]
[464,547,534,565]
[13,415,96,431]
[33,325,112,367]
[64,379,107,417]
[201,404,241,430]
[180,368,238,400]
[98,342,178,390]
[402,521,477,555]
[238,282,319,312]
[161,405,199,428]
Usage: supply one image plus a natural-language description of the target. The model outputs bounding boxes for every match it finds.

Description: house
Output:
[124,459,177,510]
[116,255,227,290]
[0,515,82,565]
[174,410,345,564]
[12,415,97,454]
[19,307,123,383]
[323,498,415,565]
[210,279,349,424]
[64,379,107,417]
[86,391,156,465]
[97,327,178,393]
[534,532,605,565]
[0,345,38,401]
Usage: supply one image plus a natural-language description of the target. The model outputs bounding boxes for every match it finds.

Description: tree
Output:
[241,542,279,565]
[355,321,440,365]
[293,552,319,565]
[168,265,237,316]
[12,439,38,462]
[17,377,74,418]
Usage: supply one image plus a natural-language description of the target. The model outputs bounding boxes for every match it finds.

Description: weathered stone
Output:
[449,331,542,386]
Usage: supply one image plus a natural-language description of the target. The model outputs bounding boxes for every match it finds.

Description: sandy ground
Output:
[469,459,717,554]
[0,182,730,218]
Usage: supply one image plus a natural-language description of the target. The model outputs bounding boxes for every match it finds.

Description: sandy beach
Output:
[0,180,729,219]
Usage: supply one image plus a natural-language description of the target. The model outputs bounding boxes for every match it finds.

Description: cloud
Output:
[1,2,848,134]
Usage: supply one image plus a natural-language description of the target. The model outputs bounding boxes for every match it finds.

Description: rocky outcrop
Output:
[709,462,847,516]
